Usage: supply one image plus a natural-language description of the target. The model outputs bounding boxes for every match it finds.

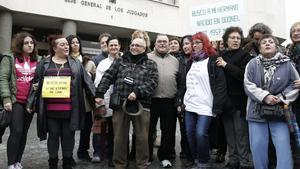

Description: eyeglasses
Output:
[130,43,145,48]
[156,40,168,44]
[292,29,300,34]
[192,41,203,45]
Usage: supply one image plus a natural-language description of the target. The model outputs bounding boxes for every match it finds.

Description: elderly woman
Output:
[286,21,300,168]
[27,35,95,169]
[0,32,39,169]
[216,26,253,169]
[183,32,226,168]
[244,34,299,169]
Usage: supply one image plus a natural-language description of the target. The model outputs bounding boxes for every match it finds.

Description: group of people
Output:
[1,21,300,169]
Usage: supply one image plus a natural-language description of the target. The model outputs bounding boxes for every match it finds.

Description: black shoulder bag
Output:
[257,63,285,121]
[0,105,12,128]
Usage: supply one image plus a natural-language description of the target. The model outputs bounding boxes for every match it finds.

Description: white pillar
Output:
[62,20,77,37]
[0,11,13,53]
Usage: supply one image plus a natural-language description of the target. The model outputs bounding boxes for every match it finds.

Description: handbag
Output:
[257,104,285,121]
[109,92,121,109]
[0,105,12,128]
[257,62,285,121]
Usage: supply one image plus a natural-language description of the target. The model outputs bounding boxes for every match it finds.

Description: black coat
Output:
[220,48,252,115]
[27,56,95,141]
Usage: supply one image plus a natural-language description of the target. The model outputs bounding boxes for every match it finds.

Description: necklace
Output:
[54,62,64,76]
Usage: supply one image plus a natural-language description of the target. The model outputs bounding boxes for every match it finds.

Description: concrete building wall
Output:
[0,0,182,36]
[0,0,289,53]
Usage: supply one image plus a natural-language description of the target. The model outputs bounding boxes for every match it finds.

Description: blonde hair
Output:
[290,22,300,42]
[131,30,151,48]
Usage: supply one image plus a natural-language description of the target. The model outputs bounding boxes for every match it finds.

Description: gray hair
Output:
[248,23,272,38]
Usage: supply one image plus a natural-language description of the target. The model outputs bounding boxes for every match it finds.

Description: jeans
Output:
[248,121,293,169]
[185,111,211,163]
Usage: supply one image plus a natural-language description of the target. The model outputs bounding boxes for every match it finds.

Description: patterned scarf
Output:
[191,51,208,62]
[257,52,290,88]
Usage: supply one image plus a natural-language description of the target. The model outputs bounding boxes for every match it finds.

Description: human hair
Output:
[180,35,192,51]
[66,35,83,55]
[82,54,92,68]
[222,26,244,48]
[11,32,38,62]
[98,32,111,42]
[169,36,181,51]
[106,36,120,46]
[258,34,279,48]
[290,21,300,42]
[155,34,168,41]
[131,30,151,49]
[47,34,64,56]
[192,32,217,56]
[248,23,272,39]
[169,36,180,44]
[217,40,225,52]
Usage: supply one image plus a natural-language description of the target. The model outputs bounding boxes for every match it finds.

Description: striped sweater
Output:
[45,61,72,119]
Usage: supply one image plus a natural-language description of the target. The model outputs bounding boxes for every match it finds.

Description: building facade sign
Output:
[1,0,182,36]
[190,0,244,40]
[64,0,148,18]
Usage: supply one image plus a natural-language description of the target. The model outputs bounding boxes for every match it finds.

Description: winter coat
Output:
[27,56,95,141]
[96,52,158,109]
[220,48,252,116]
[183,56,227,115]
[244,54,299,122]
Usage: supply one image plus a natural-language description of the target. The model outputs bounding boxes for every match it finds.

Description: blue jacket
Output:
[244,54,299,122]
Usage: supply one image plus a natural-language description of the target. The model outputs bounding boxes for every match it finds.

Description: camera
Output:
[124,76,134,85]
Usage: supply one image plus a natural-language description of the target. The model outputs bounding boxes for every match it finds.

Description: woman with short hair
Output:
[216,26,253,169]
[244,34,299,169]
[27,35,95,169]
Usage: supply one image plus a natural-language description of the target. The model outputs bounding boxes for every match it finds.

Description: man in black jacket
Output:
[92,33,111,67]
[95,38,158,169]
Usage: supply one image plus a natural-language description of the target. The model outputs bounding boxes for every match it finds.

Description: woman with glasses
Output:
[286,21,300,169]
[183,32,226,168]
[216,26,253,169]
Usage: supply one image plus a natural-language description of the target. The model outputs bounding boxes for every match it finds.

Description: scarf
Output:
[257,52,290,88]
[191,51,208,62]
